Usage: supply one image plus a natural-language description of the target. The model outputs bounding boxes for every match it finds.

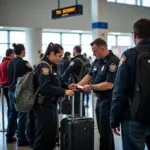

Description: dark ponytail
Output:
[12,43,25,55]
[42,42,64,60]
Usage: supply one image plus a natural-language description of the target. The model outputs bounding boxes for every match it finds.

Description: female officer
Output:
[33,42,74,150]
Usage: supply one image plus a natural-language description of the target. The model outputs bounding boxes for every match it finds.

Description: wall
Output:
[0,0,150,33]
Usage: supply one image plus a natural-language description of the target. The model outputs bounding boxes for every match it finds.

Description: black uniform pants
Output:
[96,99,115,150]
[33,104,58,150]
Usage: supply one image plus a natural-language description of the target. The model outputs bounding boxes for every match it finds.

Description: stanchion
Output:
[0,85,5,132]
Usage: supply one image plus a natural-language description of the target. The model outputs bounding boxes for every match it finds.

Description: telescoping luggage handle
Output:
[71,89,83,118]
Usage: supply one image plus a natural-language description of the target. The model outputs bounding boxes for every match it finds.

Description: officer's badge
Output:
[119,55,126,67]
[109,63,117,72]
[42,67,50,75]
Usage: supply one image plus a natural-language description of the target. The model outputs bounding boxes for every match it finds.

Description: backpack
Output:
[73,57,91,82]
[14,61,52,112]
[131,46,150,124]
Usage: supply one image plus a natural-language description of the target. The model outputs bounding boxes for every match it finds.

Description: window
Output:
[0,31,8,43]
[117,0,136,4]
[108,0,116,2]
[142,0,150,7]
[117,36,131,46]
[10,31,25,44]
[108,35,117,49]
[42,33,60,44]
[0,44,8,59]
[62,33,80,45]
[81,34,92,45]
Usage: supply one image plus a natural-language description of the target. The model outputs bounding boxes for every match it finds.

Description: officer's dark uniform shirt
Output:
[62,54,85,83]
[8,57,32,91]
[110,40,150,128]
[34,57,66,106]
[89,51,119,100]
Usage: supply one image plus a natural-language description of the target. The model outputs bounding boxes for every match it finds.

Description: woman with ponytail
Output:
[33,42,74,150]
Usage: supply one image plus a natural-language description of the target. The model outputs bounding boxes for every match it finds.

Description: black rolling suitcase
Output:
[60,91,94,150]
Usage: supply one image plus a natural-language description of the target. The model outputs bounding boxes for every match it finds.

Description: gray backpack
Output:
[14,61,52,112]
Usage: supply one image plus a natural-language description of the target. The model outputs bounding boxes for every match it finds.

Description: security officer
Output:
[110,18,150,150]
[63,46,85,115]
[33,42,74,150]
[69,38,119,150]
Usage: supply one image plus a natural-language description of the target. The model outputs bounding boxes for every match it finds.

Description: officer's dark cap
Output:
[133,18,150,39]
[90,38,107,47]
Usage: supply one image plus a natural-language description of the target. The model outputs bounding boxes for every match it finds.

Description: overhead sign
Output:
[52,5,83,19]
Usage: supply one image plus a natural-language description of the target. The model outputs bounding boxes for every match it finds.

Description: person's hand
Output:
[82,84,90,92]
[65,90,74,96]
[112,127,121,136]
[69,84,77,91]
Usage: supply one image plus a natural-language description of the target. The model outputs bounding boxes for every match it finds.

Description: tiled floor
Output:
[0,93,148,150]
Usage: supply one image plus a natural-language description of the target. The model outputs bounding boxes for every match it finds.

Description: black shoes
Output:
[6,137,17,143]
[17,140,29,147]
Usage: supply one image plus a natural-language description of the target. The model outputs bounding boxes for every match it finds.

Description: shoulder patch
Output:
[119,55,126,67]
[42,67,50,75]
[26,62,32,68]
[70,61,75,66]
[109,63,117,72]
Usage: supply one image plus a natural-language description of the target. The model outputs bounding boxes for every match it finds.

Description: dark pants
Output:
[146,136,150,150]
[33,104,58,150]
[129,121,150,150]
[121,120,131,150]
[3,87,10,118]
[6,91,27,141]
[26,110,35,145]
[74,91,85,116]
[96,99,115,150]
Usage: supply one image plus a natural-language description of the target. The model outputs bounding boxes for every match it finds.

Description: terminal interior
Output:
[0,0,150,149]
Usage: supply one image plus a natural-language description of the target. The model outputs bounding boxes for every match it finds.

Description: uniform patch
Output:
[119,55,126,67]
[70,61,75,66]
[109,63,117,72]
[42,67,50,75]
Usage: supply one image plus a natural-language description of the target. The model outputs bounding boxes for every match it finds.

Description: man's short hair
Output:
[6,48,14,57]
[133,18,150,39]
[90,38,107,47]
[74,46,82,53]
[64,52,71,58]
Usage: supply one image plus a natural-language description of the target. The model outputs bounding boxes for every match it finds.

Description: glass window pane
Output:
[10,31,25,44]
[108,35,116,47]
[0,31,8,43]
[117,0,124,3]
[62,34,80,45]
[42,33,60,44]
[137,0,141,5]
[62,45,75,57]
[82,45,93,57]
[81,34,92,45]
[117,36,131,46]
[142,0,150,7]
[42,44,48,53]
[0,44,8,59]
[125,0,136,5]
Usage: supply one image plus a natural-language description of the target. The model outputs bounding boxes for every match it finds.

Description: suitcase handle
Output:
[72,89,83,118]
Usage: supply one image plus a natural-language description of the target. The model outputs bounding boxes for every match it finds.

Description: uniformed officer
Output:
[69,38,119,150]
[33,42,74,150]
[63,46,86,116]
[110,18,150,150]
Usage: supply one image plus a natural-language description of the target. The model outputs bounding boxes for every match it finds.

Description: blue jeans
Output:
[7,91,27,141]
[129,121,150,150]
[121,120,131,150]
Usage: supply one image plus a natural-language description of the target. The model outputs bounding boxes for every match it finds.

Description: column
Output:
[91,0,108,41]
[25,28,42,66]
